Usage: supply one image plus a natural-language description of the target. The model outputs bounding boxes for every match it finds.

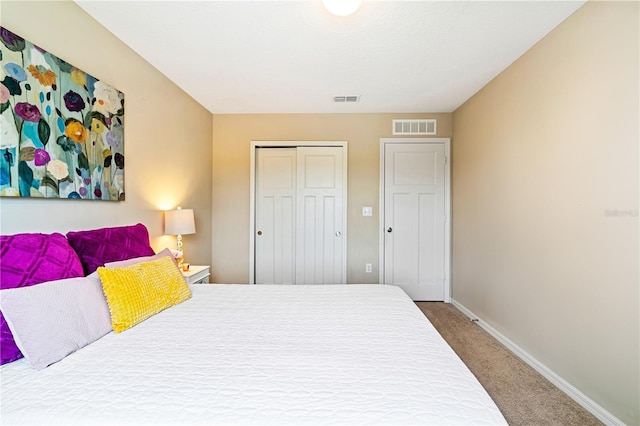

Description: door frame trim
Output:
[249,140,348,284]
[379,138,451,302]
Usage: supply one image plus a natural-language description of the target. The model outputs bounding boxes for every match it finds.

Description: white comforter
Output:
[0,284,506,425]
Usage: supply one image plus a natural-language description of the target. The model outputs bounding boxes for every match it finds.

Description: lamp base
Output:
[177,234,184,267]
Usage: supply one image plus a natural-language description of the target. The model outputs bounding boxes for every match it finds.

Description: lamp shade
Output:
[165,208,196,236]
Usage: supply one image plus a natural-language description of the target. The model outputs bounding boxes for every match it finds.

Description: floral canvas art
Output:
[0,27,125,200]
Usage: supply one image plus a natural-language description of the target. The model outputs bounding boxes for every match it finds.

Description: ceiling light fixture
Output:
[322,0,362,16]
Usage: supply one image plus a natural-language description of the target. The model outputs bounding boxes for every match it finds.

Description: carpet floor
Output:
[416,302,602,426]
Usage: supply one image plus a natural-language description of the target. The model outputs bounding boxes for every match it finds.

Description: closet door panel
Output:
[296,147,344,284]
[255,148,296,284]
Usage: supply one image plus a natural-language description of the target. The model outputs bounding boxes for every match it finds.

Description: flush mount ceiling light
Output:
[322,0,363,16]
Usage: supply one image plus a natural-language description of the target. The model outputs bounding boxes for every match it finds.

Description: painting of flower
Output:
[0,26,125,200]
[33,148,50,166]
[4,63,27,82]
[64,119,87,143]
[63,90,85,112]
[27,64,57,87]
[0,28,25,52]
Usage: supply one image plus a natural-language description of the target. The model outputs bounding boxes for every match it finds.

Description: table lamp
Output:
[164,207,195,267]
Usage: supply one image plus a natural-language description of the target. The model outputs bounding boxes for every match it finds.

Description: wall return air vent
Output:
[393,119,437,135]
[333,95,360,103]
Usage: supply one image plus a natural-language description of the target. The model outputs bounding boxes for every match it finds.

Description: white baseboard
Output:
[450,299,624,426]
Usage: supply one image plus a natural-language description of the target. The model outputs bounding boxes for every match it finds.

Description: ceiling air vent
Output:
[393,119,437,135]
[333,95,360,103]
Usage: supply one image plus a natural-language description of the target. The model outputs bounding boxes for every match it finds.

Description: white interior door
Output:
[255,146,344,284]
[383,142,446,300]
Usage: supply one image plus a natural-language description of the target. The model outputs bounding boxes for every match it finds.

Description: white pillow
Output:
[0,275,112,370]
[104,247,175,269]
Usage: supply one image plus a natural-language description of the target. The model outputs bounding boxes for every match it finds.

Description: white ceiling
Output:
[75,0,585,114]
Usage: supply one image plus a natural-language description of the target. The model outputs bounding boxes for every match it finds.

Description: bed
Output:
[0,225,505,425]
[1,284,505,425]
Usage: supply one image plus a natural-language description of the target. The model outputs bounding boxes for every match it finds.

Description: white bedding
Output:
[0,284,506,425]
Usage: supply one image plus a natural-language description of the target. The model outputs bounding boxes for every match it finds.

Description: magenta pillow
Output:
[66,223,155,275]
[0,232,85,365]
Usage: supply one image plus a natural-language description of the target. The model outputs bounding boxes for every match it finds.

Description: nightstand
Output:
[181,265,211,285]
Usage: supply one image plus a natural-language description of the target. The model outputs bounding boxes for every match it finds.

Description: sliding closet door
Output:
[296,147,344,284]
[255,148,297,284]
[255,146,345,285]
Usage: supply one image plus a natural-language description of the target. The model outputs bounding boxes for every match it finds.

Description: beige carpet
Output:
[416,302,602,426]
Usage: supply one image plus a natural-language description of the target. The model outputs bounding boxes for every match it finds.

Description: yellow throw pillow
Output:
[97,256,191,333]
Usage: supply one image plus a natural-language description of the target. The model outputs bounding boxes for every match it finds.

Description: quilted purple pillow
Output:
[0,232,85,365]
[66,223,155,275]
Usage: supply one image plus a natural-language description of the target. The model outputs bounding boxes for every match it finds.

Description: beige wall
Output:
[452,1,639,424]
[0,1,213,266]
[212,113,452,283]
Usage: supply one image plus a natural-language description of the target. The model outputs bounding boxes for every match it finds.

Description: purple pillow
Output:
[0,232,85,365]
[66,223,155,275]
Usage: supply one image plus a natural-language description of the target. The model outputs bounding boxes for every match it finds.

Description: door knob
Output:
[257,231,262,236]
[387,227,392,233]
[335,231,341,237]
